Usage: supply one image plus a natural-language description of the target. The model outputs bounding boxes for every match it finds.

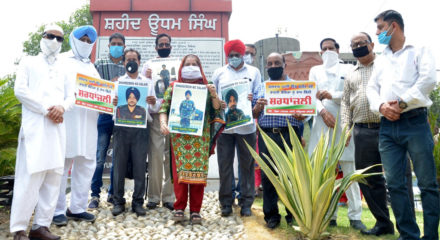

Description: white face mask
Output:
[243,53,253,65]
[40,38,62,63]
[321,50,339,68]
[70,33,94,61]
[181,65,202,79]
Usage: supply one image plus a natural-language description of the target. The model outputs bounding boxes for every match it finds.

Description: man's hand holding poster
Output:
[168,83,207,136]
[264,81,317,116]
[75,73,115,114]
[220,79,253,130]
[115,80,149,128]
[149,57,181,99]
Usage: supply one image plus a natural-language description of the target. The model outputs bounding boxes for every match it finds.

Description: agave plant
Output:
[246,121,378,239]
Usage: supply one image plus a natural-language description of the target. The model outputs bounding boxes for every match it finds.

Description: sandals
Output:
[173,210,184,222]
[190,212,202,225]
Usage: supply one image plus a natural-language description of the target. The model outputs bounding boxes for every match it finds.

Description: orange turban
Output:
[224,39,245,56]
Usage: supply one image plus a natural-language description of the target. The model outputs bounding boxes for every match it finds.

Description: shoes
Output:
[329,219,337,227]
[146,202,158,209]
[13,231,28,240]
[240,207,252,217]
[266,219,280,229]
[361,225,395,236]
[163,202,174,211]
[107,194,114,204]
[286,218,296,226]
[350,220,367,230]
[66,209,96,222]
[132,205,146,216]
[29,226,60,240]
[52,214,68,226]
[190,212,202,225]
[221,205,232,217]
[173,210,185,222]
[88,197,99,209]
[112,204,125,216]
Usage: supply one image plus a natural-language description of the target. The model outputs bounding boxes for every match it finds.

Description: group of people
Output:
[9,9,439,240]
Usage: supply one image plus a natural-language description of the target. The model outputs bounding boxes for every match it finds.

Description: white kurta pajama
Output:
[308,62,362,221]
[10,54,75,232]
[54,51,100,216]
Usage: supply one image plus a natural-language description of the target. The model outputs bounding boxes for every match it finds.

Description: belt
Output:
[355,122,380,129]
[400,107,427,119]
[261,127,289,134]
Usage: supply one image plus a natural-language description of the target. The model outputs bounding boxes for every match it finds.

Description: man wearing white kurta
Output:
[53,26,100,226]
[308,38,365,230]
[10,25,75,240]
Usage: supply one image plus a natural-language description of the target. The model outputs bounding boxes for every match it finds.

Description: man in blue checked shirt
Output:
[252,52,306,229]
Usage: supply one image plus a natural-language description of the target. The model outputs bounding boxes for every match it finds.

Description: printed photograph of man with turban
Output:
[116,87,146,122]
[225,89,245,123]
[179,90,195,127]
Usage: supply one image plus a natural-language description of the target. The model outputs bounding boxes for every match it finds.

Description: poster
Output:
[149,57,181,99]
[115,80,149,128]
[168,83,207,136]
[75,73,115,114]
[264,81,317,116]
[220,79,253,130]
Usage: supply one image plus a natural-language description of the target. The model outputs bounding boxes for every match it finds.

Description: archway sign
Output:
[90,0,232,79]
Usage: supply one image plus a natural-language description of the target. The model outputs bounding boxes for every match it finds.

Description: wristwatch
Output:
[398,99,408,109]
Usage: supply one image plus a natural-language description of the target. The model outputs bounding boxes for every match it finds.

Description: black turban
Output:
[225,89,238,104]
[126,87,140,101]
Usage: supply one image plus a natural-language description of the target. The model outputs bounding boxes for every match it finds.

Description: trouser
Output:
[10,142,62,232]
[55,156,96,215]
[112,126,148,207]
[217,132,256,208]
[91,116,114,198]
[379,108,439,240]
[171,151,204,212]
[259,127,300,223]
[147,114,174,204]
[331,161,362,220]
[353,124,393,228]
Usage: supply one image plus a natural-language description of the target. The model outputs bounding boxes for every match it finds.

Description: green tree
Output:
[22,4,92,56]
[429,84,440,125]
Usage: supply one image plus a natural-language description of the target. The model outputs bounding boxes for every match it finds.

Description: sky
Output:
[1,0,439,78]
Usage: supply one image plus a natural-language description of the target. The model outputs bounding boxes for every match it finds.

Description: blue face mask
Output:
[228,57,243,68]
[378,26,393,45]
[109,45,124,58]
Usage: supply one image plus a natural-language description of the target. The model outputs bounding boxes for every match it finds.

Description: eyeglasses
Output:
[350,40,370,49]
[43,33,64,43]
[245,52,255,57]
[157,43,170,48]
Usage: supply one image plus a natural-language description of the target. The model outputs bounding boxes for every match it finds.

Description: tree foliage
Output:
[22,4,92,56]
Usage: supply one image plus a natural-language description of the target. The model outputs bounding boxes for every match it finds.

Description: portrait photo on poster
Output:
[168,82,207,136]
[115,80,149,128]
[149,57,181,99]
[220,79,253,130]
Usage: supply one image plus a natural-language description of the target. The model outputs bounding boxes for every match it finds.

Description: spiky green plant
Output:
[245,121,377,239]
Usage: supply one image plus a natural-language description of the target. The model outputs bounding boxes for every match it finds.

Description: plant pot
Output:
[0,175,14,206]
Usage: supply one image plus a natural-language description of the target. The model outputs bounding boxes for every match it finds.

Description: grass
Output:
[253,197,440,239]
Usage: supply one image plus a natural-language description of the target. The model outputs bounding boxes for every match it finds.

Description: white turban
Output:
[44,24,64,35]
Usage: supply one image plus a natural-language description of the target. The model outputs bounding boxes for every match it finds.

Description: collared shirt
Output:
[367,40,437,114]
[341,59,380,128]
[212,63,262,134]
[115,73,160,122]
[252,76,302,128]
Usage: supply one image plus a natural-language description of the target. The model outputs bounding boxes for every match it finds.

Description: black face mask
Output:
[267,67,284,80]
[157,48,171,58]
[352,45,370,58]
[126,61,138,74]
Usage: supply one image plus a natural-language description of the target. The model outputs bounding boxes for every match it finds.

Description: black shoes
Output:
[146,202,158,210]
[361,225,395,236]
[266,219,280,229]
[132,205,146,216]
[240,207,251,217]
[163,202,174,211]
[350,220,367,230]
[221,205,232,217]
[112,204,125,216]
[329,219,337,227]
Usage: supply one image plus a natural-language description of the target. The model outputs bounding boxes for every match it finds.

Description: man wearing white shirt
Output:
[367,10,439,239]
[308,38,365,230]
[53,25,100,226]
[10,24,74,240]
[112,49,160,216]
[212,39,261,217]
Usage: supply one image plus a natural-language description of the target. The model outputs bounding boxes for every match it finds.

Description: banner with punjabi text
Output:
[75,73,115,114]
[264,81,317,116]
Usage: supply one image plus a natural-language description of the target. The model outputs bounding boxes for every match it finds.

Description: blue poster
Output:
[115,80,149,128]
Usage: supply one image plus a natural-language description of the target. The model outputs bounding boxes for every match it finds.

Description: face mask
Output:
[126,61,138,74]
[228,57,243,68]
[321,50,339,68]
[243,54,253,65]
[267,67,284,80]
[70,35,94,61]
[109,45,124,58]
[378,26,394,45]
[352,45,370,58]
[181,65,202,79]
[40,38,62,62]
[157,48,171,58]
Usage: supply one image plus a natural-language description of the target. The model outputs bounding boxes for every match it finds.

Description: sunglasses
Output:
[43,33,64,43]
[157,43,170,48]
